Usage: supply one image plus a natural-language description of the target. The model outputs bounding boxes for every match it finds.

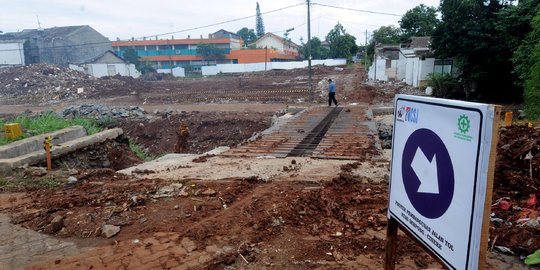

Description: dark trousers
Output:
[328,92,338,106]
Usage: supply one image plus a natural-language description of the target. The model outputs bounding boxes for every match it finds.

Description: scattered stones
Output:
[67,176,77,184]
[101,224,121,238]
[180,237,197,252]
[26,167,47,177]
[201,188,217,196]
[44,215,64,234]
[58,104,149,121]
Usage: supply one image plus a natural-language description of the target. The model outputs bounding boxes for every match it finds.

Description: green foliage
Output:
[366,26,402,62]
[128,138,154,161]
[524,10,540,119]
[121,47,155,74]
[237,27,257,46]
[137,60,156,74]
[0,111,102,145]
[431,0,519,101]
[506,0,540,87]
[196,43,226,65]
[122,47,139,65]
[326,23,359,62]
[399,4,438,40]
[0,176,63,190]
[525,250,540,265]
[427,73,460,98]
[256,2,265,37]
[300,37,329,60]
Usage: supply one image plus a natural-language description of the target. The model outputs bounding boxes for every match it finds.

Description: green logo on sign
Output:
[458,115,471,134]
[454,114,473,142]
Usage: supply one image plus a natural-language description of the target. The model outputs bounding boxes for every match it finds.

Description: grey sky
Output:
[1,0,440,45]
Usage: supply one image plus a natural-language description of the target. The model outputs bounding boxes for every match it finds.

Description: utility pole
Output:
[306,0,313,101]
[365,30,368,46]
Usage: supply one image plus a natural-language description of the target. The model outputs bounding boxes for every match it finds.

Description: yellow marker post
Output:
[4,123,22,139]
[504,112,513,126]
[43,136,53,171]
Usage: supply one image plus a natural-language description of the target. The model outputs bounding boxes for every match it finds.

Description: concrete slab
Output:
[0,128,123,174]
[0,126,87,159]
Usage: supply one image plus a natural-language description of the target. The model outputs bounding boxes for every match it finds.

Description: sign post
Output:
[385,95,501,270]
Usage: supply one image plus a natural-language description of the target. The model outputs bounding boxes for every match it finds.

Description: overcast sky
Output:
[2,0,440,45]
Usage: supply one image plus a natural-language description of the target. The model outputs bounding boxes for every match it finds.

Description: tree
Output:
[256,2,265,37]
[497,0,540,88]
[300,37,329,60]
[524,9,540,119]
[121,47,155,74]
[237,27,257,46]
[196,43,226,65]
[325,23,358,62]
[122,47,139,65]
[399,4,438,40]
[366,26,401,63]
[431,0,518,101]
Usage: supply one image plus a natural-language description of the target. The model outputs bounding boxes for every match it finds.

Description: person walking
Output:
[328,79,338,107]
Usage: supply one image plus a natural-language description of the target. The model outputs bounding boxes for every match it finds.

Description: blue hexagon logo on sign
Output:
[402,128,455,219]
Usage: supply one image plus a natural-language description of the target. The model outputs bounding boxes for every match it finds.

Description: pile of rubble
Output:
[58,104,150,120]
[491,125,539,256]
[0,64,129,105]
[366,80,424,97]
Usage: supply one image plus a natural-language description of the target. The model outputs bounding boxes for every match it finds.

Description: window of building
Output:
[135,46,145,51]
[434,59,453,75]
[158,45,171,50]
[174,44,188,50]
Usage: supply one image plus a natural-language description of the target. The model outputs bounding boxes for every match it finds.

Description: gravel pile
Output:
[58,104,149,120]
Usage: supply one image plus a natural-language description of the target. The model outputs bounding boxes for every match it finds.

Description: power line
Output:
[0,2,403,53]
[0,3,305,53]
[312,3,402,17]
[135,3,305,40]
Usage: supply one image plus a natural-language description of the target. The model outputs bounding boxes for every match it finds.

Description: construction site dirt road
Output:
[0,64,538,269]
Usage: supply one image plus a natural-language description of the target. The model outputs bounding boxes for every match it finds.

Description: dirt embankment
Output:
[117,111,275,156]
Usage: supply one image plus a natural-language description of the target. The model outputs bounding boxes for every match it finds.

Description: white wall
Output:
[0,42,25,65]
[69,63,140,78]
[397,53,407,81]
[157,67,186,77]
[419,58,435,84]
[201,59,346,76]
[367,57,389,81]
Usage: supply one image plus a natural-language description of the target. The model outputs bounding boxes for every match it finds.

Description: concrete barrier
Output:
[0,128,123,174]
[0,126,87,159]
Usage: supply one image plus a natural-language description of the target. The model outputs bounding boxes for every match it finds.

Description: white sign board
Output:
[388,95,497,269]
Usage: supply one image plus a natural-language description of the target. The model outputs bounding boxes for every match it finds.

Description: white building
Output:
[69,50,140,78]
[0,40,25,66]
[253,33,300,57]
[368,37,449,88]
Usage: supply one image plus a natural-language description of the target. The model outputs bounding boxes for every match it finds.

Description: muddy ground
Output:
[0,63,538,269]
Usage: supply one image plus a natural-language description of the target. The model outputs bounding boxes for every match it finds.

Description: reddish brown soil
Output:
[0,64,352,105]
[1,64,538,268]
[117,111,275,156]
[9,168,439,269]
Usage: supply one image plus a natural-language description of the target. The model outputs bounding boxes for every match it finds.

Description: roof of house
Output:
[254,32,300,49]
[211,29,240,39]
[0,25,90,40]
[113,38,233,47]
[76,50,126,64]
[408,36,431,48]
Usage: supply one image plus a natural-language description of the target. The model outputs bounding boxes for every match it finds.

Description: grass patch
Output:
[129,138,154,161]
[0,176,63,190]
[0,111,105,146]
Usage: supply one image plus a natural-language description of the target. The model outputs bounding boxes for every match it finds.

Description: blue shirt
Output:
[328,82,336,93]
